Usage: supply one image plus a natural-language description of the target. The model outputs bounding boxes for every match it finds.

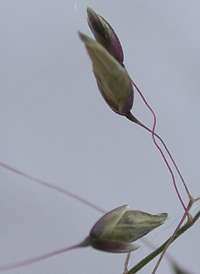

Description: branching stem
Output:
[125,80,200,273]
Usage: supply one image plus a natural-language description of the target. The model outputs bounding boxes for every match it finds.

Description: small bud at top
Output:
[87,7,124,65]
[79,7,134,115]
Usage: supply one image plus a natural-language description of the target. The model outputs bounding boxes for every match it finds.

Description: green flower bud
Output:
[79,32,133,115]
[85,205,168,253]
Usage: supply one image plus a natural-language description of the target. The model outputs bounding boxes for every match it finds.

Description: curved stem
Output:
[125,80,199,272]
[126,80,193,214]
[131,81,191,199]
[125,110,193,272]
[126,111,188,214]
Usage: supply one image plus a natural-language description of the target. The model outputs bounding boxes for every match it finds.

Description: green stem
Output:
[127,210,200,274]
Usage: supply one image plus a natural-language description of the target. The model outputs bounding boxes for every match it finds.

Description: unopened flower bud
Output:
[79,32,133,115]
[0,204,168,270]
[87,7,124,65]
[85,204,168,253]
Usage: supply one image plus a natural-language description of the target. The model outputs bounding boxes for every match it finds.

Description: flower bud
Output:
[0,205,168,270]
[86,204,168,253]
[79,32,133,115]
[87,7,124,65]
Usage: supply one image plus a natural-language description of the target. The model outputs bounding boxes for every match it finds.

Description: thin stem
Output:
[0,161,106,214]
[127,210,200,274]
[131,80,191,199]
[125,108,193,272]
[125,81,199,272]
[151,200,193,274]
[124,252,131,274]
[126,80,192,214]
[126,111,188,214]
[0,238,91,271]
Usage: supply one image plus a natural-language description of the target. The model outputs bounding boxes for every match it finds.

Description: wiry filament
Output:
[125,80,192,216]
[0,161,106,214]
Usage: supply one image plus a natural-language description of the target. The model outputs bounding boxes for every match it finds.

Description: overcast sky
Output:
[0,1,200,274]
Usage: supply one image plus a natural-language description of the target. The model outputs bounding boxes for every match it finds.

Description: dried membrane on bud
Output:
[83,204,168,253]
[79,7,133,116]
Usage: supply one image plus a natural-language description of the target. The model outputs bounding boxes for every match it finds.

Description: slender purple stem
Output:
[0,161,106,214]
[0,238,90,271]
[125,80,192,214]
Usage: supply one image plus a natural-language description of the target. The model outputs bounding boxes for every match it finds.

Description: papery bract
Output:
[86,204,168,253]
[79,32,133,115]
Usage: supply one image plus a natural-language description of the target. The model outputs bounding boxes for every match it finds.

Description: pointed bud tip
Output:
[86,6,124,64]
[78,31,88,42]
[87,7,95,17]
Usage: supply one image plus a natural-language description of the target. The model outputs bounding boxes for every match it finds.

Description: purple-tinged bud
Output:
[87,7,124,65]
[86,205,168,253]
[0,205,168,270]
[79,32,133,115]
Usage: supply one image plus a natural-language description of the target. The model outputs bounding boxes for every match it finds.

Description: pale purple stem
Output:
[0,161,106,214]
[131,80,191,200]
[0,238,90,271]
[125,80,192,214]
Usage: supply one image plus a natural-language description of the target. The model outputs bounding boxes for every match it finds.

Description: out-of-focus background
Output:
[0,1,200,273]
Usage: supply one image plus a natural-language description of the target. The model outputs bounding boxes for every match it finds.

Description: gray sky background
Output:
[0,1,200,274]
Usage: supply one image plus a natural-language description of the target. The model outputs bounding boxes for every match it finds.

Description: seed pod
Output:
[86,204,168,253]
[79,32,133,115]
